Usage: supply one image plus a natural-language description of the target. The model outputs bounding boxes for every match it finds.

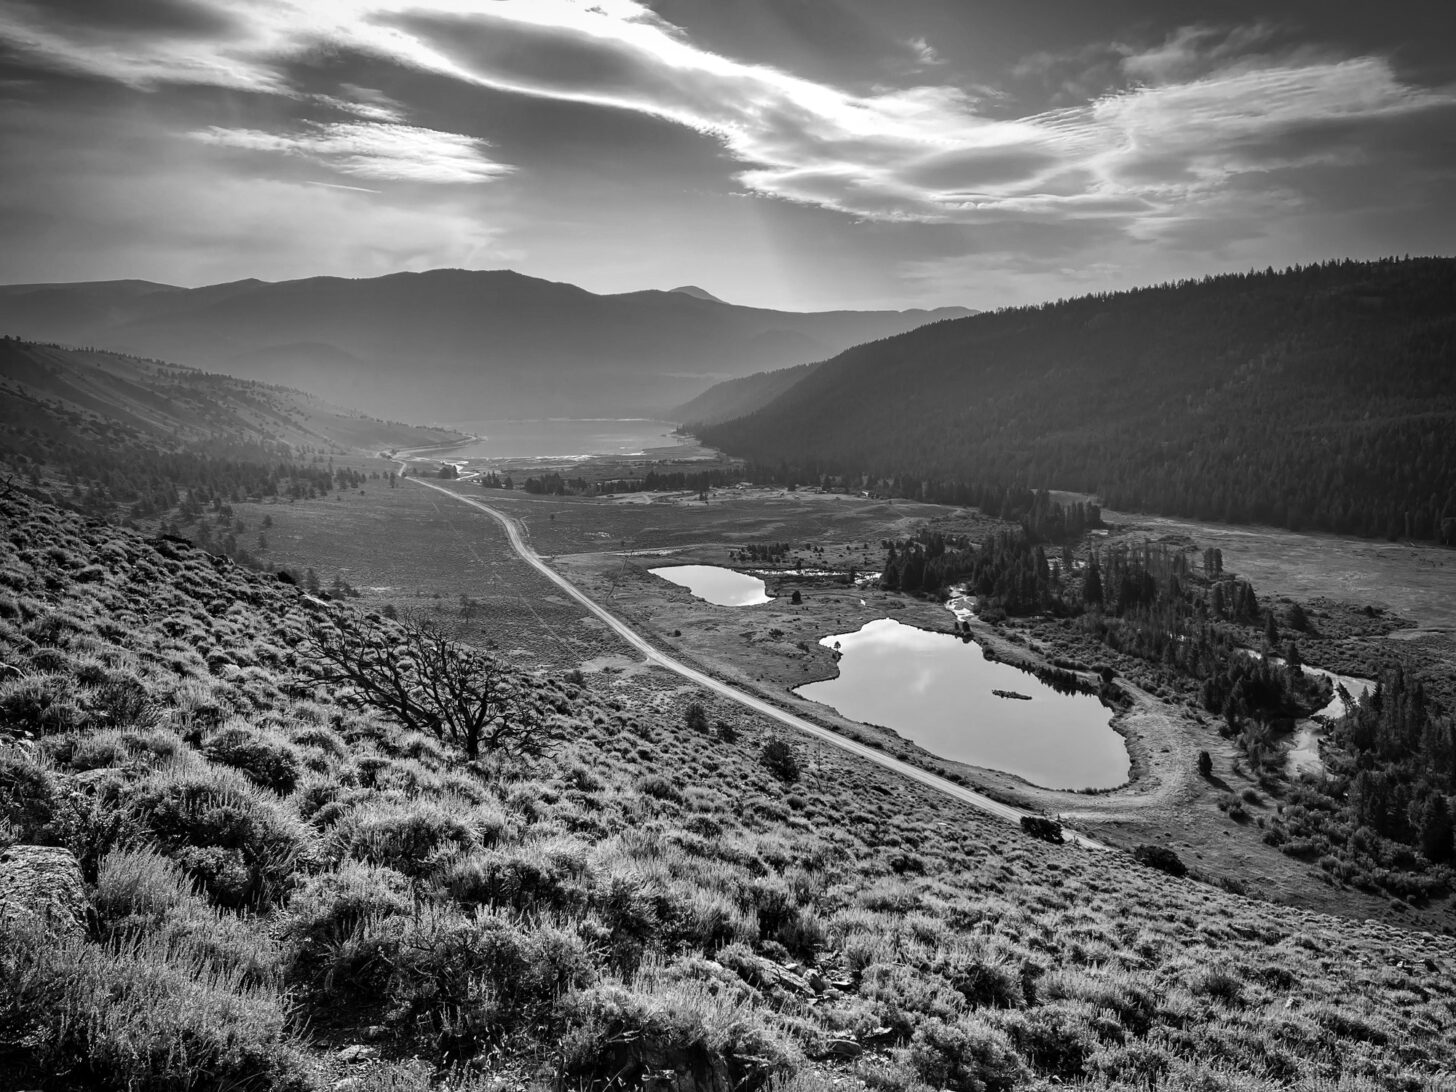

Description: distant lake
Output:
[650,565,773,606]
[442,418,690,461]
[795,618,1129,790]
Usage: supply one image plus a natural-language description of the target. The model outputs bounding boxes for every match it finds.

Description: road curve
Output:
[405,471,1105,850]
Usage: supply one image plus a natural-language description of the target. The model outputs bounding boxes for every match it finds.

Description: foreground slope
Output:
[0,270,971,420]
[697,258,1456,543]
[2,486,1455,1090]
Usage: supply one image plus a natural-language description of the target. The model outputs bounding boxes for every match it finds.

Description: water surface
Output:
[795,618,1128,789]
[650,564,773,606]
[442,418,689,460]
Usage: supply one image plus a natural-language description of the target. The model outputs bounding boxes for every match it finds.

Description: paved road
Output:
[406,471,1105,850]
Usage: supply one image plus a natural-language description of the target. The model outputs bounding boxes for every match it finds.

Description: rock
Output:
[815,1039,863,1060]
[336,1045,377,1064]
[333,1080,364,1092]
[0,844,86,937]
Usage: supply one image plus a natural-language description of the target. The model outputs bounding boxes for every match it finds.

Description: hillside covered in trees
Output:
[0,336,460,550]
[4,485,1456,1089]
[695,259,1456,543]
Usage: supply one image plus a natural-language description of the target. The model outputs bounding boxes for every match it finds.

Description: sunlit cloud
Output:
[2,0,1454,304]
[191,121,513,185]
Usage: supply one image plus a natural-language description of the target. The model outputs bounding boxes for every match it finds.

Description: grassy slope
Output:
[2,487,1456,1091]
[0,338,464,456]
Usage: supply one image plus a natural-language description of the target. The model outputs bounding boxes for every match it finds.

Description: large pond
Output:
[441,418,689,460]
[649,564,773,606]
[794,618,1129,790]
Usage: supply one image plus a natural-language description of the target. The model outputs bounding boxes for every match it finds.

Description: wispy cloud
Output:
[3,0,1453,258]
[191,121,513,184]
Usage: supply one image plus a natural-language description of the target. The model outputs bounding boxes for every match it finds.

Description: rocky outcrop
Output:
[0,844,87,937]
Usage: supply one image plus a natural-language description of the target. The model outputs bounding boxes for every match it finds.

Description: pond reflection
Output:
[649,565,773,606]
[795,618,1129,790]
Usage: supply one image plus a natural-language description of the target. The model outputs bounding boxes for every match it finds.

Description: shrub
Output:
[683,702,709,733]
[131,765,309,909]
[93,847,196,936]
[444,844,589,913]
[715,720,738,743]
[202,724,301,794]
[46,728,186,774]
[281,862,414,999]
[760,738,801,783]
[556,979,794,1092]
[637,774,683,803]
[388,905,594,1062]
[327,797,480,880]
[992,1003,1097,1080]
[1131,844,1187,879]
[0,672,84,737]
[1019,816,1064,844]
[0,914,301,1091]
[0,748,59,842]
[84,677,159,732]
[907,1016,1027,1092]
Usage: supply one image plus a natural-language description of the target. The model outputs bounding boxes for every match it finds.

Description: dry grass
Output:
[2,488,1455,1091]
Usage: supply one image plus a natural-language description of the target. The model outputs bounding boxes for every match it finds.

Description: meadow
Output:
[3,487,1456,1090]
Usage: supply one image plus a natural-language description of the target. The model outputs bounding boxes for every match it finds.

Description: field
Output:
[227,473,631,668]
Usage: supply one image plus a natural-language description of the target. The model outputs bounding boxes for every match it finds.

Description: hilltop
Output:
[693,258,1456,544]
[0,270,972,421]
[2,481,1456,1089]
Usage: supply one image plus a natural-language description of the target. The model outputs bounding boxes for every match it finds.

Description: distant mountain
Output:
[0,336,463,460]
[669,285,727,303]
[694,258,1456,543]
[0,269,972,419]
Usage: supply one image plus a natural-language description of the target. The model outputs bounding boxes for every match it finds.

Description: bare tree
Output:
[298,610,550,760]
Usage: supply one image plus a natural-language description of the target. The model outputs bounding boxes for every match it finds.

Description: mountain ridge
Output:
[0,268,972,420]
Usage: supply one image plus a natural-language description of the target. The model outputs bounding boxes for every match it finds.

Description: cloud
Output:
[0,95,517,287]
[191,121,513,184]
[905,36,945,68]
[2,0,1454,290]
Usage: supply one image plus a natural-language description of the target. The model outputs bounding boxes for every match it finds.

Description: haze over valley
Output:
[3,2,1456,1090]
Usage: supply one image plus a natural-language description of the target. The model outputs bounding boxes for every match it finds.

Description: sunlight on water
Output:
[795,618,1129,790]
[649,565,773,606]
[441,418,688,460]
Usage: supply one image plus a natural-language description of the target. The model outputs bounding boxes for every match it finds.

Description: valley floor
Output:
[218,466,1456,935]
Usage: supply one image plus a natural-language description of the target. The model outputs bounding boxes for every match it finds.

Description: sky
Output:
[1,0,1454,311]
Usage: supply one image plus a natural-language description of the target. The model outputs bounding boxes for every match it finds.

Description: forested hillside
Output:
[3,486,1456,1089]
[0,336,459,539]
[696,259,1456,543]
[674,359,824,427]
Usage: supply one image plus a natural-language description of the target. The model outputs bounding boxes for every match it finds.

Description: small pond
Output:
[794,618,1129,790]
[649,564,773,606]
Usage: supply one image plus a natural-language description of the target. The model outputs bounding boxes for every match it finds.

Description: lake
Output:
[649,564,773,606]
[442,418,690,461]
[794,618,1129,790]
